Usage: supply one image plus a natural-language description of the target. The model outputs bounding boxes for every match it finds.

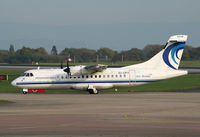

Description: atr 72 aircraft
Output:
[12,35,188,94]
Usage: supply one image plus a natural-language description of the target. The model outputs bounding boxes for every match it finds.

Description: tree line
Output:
[0,44,200,64]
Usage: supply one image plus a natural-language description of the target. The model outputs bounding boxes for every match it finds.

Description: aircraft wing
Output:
[66,64,108,76]
[84,64,108,73]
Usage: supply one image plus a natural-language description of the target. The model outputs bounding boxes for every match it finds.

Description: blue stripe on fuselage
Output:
[16,79,160,85]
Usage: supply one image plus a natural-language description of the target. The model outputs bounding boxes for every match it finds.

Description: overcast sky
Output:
[0,0,200,51]
[0,0,199,25]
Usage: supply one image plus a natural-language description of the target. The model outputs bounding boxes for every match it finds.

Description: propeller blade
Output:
[63,58,71,76]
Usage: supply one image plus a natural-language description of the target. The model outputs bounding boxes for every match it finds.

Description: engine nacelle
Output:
[70,66,92,76]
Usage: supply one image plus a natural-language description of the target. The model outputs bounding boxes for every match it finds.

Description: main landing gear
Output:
[87,85,99,94]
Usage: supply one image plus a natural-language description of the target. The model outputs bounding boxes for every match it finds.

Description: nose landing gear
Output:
[23,91,28,94]
[23,89,28,94]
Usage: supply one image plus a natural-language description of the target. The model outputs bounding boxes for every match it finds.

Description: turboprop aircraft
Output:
[11,35,188,94]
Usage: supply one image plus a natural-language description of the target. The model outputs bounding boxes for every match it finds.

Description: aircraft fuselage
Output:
[12,67,187,91]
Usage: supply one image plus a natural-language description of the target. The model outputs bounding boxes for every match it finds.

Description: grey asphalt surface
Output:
[0,92,200,137]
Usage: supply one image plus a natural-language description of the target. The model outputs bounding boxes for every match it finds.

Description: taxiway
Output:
[0,92,200,137]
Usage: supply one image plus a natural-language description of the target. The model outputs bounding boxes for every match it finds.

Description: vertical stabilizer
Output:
[162,35,187,70]
[125,35,188,70]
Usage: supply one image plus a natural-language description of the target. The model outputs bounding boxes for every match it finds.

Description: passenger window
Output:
[90,75,93,78]
[78,76,80,79]
[111,75,114,78]
[30,73,34,77]
[103,75,105,78]
[99,75,101,78]
[26,73,30,77]
[66,76,68,79]
[95,75,97,78]
[124,75,126,78]
[82,75,84,78]
[107,75,109,78]
[115,75,118,78]
[120,75,122,77]
[86,75,89,78]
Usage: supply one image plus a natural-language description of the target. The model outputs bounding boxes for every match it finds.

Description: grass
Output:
[113,74,200,92]
[180,60,200,68]
[0,100,13,104]
[0,100,9,103]
[0,70,200,93]
[0,70,23,93]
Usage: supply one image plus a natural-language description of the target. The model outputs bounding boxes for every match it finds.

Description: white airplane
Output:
[12,35,188,94]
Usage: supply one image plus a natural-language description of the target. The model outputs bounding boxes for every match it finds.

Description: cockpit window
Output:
[20,73,34,77]
[21,73,26,76]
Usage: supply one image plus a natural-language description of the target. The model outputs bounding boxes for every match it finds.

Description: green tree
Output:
[124,48,145,61]
[10,46,49,64]
[9,44,15,55]
[60,48,96,62]
[182,45,191,60]
[51,45,58,55]
[143,44,162,59]
[96,48,117,62]
[0,50,9,63]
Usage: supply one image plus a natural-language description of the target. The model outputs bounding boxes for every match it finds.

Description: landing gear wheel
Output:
[22,91,28,94]
[93,90,99,94]
[88,89,99,94]
[88,89,94,94]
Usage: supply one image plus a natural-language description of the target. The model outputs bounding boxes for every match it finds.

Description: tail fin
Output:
[162,35,187,69]
[126,35,188,70]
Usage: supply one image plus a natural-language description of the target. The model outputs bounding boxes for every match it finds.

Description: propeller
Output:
[60,56,65,69]
[63,58,71,76]
[60,62,63,69]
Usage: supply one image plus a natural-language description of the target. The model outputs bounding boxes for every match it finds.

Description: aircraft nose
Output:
[11,80,17,87]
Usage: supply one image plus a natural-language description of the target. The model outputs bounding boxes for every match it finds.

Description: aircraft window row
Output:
[21,73,34,77]
[60,74,126,79]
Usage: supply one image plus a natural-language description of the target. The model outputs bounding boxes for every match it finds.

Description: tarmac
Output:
[0,92,200,137]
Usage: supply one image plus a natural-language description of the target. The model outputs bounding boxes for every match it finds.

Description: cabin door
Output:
[129,69,136,86]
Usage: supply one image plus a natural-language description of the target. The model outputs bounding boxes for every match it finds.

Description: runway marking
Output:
[124,105,200,124]
[8,126,39,130]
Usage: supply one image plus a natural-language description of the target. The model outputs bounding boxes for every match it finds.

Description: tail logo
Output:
[163,42,185,69]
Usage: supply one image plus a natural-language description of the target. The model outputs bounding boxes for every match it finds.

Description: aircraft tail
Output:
[125,35,188,70]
